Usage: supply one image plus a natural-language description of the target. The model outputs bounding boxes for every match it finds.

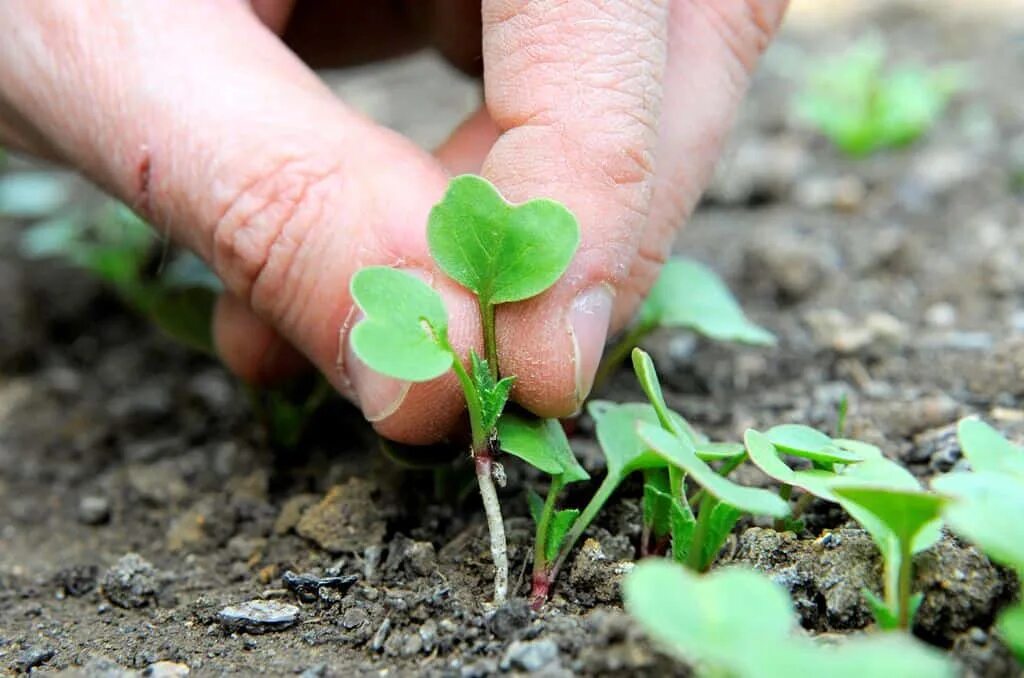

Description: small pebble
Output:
[501,638,560,672]
[15,645,55,672]
[216,600,300,634]
[78,495,111,525]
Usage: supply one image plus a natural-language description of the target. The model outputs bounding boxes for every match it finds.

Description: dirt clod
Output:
[100,553,166,609]
[296,479,387,554]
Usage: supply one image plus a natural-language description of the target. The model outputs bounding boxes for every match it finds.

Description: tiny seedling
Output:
[745,428,944,630]
[594,257,774,388]
[796,35,963,156]
[497,414,589,608]
[624,559,954,678]
[831,485,946,631]
[932,418,1024,665]
[349,175,579,604]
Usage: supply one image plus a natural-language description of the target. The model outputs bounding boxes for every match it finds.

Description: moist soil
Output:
[2,5,1024,677]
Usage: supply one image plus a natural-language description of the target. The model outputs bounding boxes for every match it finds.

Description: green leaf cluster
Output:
[624,559,954,678]
[932,419,1024,663]
[796,35,964,156]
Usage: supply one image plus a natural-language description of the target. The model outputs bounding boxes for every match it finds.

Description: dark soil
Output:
[2,4,1024,677]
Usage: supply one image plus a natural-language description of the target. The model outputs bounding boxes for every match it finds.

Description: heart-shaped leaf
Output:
[349,266,453,381]
[932,471,1024,573]
[639,423,789,519]
[957,418,1024,478]
[745,429,838,500]
[636,257,775,345]
[498,414,588,483]
[427,175,579,306]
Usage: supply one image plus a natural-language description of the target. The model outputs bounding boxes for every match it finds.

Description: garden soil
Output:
[2,3,1023,676]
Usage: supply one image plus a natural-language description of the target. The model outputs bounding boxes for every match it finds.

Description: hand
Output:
[0,1,787,443]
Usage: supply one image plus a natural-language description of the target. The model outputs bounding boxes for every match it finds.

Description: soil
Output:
[2,3,1024,677]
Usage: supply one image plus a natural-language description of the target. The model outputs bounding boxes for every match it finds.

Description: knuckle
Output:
[211,157,340,315]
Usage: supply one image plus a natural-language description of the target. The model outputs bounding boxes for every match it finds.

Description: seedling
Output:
[796,35,963,156]
[932,418,1024,664]
[497,414,589,607]
[349,175,579,604]
[594,257,774,388]
[624,559,954,678]
[745,428,944,629]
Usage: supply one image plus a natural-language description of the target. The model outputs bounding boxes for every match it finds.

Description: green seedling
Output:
[796,35,963,156]
[932,418,1024,664]
[349,175,579,604]
[594,257,774,388]
[20,202,222,353]
[831,485,946,631]
[498,414,589,608]
[624,559,954,678]
[745,428,943,629]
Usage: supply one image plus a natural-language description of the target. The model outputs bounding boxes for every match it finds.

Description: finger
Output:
[480,0,669,416]
[615,0,789,329]
[0,1,480,444]
[213,292,309,386]
[434,105,502,175]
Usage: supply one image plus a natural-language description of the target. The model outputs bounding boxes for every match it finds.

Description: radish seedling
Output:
[745,429,944,630]
[932,418,1024,664]
[796,35,963,156]
[349,175,579,604]
[624,559,954,678]
[595,257,774,387]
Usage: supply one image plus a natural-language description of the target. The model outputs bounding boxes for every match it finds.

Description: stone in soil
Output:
[77,494,111,525]
[382,533,437,578]
[282,570,358,604]
[101,553,166,609]
[296,478,387,554]
[216,599,300,634]
[56,563,99,597]
[14,645,55,672]
[501,638,560,672]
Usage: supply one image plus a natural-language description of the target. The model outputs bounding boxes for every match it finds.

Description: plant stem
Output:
[592,321,652,393]
[550,473,618,585]
[773,485,793,531]
[530,477,564,608]
[449,350,508,605]
[475,451,508,605]
[480,299,499,379]
[687,491,716,572]
[897,540,913,630]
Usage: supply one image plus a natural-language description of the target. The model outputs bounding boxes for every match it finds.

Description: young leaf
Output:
[744,429,838,501]
[470,351,515,433]
[147,287,216,354]
[765,424,862,465]
[498,414,589,483]
[545,509,579,563]
[631,348,702,443]
[998,603,1024,664]
[527,488,545,526]
[427,175,579,305]
[587,401,672,480]
[932,471,1024,572]
[635,257,775,345]
[863,588,900,631]
[830,485,947,548]
[668,495,696,564]
[956,418,1024,478]
[694,442,746,460]
[643,471,673,539]
[639,423,790,519]
[349,266,453,381]
[624,560,955,678]
[697,500,744,570]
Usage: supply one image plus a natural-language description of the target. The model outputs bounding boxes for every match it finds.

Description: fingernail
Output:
[569,285,614,406]
[343,325,412,422]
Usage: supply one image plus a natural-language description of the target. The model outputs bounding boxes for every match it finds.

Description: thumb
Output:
[479,0,668,416]
[0,1,481,443]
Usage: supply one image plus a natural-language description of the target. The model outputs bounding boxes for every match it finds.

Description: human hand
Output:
[0,1,787,443]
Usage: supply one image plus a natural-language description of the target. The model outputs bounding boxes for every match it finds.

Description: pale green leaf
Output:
[830,485,947,548]
[932,471,1024,573]
[498,414,589,483]
[349,266,453,381]
[546,509,579,562]
[637,257,775,345]
[766,424,862,464]
[470,351,514,433]
[0,172,70,218]
[956,418,1024,478]
[997,603,1024,664]
[427,174,579,305]
[639,423,790,519]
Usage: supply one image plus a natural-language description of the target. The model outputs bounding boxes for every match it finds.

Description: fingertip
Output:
[214,293,309,386]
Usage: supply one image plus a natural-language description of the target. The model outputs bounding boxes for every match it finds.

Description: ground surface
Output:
[2,3,1024,677]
